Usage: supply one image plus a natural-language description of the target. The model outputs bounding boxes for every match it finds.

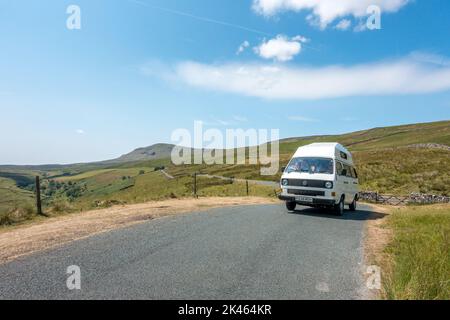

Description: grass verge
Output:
[383,204,450,300]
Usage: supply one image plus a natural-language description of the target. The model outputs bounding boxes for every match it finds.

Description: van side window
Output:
[336,162,344,176]
[344,164,352,177]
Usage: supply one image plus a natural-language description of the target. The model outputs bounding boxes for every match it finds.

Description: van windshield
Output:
[286,157,334,174]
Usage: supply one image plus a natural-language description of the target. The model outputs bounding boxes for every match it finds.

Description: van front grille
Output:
[288,189,325,197]
[286,179,328,188]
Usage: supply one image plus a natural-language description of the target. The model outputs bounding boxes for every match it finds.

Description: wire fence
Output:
[192,173,280,198]
[2,174,450,220]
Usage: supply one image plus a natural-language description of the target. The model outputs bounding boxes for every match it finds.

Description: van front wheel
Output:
[334,198,345,216]
[286,202,296,211]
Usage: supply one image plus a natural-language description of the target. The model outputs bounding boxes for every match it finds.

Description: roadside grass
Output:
[0,177,36,225]
[0,205,36,226]
[383,205,450,300]
[196,176,277,198]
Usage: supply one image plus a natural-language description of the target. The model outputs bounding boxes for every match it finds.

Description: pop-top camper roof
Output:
[293,143,353,164]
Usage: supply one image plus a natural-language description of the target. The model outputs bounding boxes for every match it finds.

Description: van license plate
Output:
[296,196,313,203]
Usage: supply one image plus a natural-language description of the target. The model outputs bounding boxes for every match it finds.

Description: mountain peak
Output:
[113,143,175,163]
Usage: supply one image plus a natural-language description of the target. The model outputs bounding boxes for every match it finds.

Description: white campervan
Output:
[279,143,359,216]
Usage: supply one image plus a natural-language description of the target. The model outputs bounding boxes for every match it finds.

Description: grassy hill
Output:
[162,121,450,194]
[279,120,450,153]
[0,120,449,224]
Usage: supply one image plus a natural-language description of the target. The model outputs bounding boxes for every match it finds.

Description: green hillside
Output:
[168,121,450,195]
[0,120,449,224]
[279,120,450,153]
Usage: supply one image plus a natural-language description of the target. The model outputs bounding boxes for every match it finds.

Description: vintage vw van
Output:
[279,143,359,216]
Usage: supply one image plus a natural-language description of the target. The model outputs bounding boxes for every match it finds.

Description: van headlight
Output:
[281,179,289,186]
[325,181,333,189]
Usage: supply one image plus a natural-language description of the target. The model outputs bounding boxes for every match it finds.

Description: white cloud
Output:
[76,129,85,135]
[254,35,307,62]
[172,56,450,100]
[291,35,309,43]
[335,19,352,31]
[410,52,450,67]
[237,41,250,55]
[353,20,367,32]
[252,0,410,29]
[288,116,318,122]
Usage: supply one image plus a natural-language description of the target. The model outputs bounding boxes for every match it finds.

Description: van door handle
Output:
[344,182,349,184]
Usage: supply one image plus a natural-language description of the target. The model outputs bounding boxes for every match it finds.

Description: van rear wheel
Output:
[286,202,296,211]
[349,198,357,211]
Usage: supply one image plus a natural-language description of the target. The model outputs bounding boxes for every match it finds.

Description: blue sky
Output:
[1,0,450,164]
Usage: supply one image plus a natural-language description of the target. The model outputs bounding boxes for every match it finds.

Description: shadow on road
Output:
[290,207,387,221]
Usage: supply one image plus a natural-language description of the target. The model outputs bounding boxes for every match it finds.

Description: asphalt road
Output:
[0,203,380,300]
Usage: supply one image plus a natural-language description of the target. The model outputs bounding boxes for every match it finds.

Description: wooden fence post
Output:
[246,180,249,196]
[193,173,197,198]
[35,176,43,216]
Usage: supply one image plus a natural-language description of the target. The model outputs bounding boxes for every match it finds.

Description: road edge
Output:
[361,202,392,300]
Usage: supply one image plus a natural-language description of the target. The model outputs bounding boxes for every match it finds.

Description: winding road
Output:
[0,203,381,300]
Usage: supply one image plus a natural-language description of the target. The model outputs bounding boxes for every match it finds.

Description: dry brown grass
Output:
[363,204,393,299]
